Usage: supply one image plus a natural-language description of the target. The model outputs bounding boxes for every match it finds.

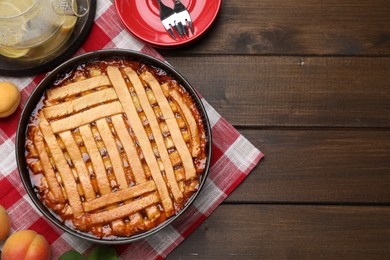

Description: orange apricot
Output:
[2,230,51,260]
[0,82,20,118]
[0,205,11,240]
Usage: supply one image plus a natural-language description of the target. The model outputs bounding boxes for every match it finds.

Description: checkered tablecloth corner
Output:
[0,1,263,259]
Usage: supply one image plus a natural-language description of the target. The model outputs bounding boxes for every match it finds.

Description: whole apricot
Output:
[2,230,51,260]
[0,82,20,118]
[0,205,10,240]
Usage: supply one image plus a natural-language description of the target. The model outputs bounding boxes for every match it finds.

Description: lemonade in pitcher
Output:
[0,0,88,60]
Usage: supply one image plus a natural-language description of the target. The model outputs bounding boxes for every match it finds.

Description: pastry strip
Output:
[38,112,83,217]
[107,66,173,215]
[44,88,117,119]
[111,115,146,184]
[50,101,123,133]
[88,192,160,225]
[111,115,160,221]
[33,134,65,203]
[96,119,128,190]
[47,75,111,101]
[59,131,96,201]
[111,115,161,221]
[85,121,128,233]
[163,84,201,157]
[83,180,156,212]
[125,67,183,202]
[141,72,196,180]
[79,125,111,195]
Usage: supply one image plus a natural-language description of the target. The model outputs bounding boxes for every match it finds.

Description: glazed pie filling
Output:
[25,59,207,238]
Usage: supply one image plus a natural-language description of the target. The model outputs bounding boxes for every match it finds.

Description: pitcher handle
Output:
[51,0,90,17]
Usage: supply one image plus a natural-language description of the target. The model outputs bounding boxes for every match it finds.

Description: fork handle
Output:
[156,0,172,17]
[174,0,186,6]
[156,0,168,8]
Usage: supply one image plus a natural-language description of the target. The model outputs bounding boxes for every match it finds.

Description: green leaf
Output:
[87,246,119,260]
[59,250,86,260]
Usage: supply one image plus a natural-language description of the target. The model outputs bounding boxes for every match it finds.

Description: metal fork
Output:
[173,0,194,36]
[156,0,184,40]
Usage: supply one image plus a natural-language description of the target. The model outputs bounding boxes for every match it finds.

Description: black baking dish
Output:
[15,49,212,244]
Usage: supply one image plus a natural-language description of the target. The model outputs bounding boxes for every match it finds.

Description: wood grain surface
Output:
[168,205,390,259]
[165,56,390,127]
[227,129,390,203]
[161,0,390,56]
[160,0,390,258]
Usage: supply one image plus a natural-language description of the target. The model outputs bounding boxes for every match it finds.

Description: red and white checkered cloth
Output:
[0,1,263,258]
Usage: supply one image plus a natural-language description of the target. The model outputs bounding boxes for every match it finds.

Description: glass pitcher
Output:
[0,0,90,60]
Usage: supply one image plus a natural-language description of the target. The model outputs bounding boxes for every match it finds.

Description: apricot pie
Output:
[25,58,208,238]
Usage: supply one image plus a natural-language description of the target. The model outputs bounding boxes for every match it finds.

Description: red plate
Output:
[114,0,222,48]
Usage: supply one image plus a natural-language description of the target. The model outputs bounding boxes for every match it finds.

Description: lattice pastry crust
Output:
[25,59,207,238]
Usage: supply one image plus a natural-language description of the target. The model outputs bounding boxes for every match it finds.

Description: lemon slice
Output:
[0,47,30,58]
[60,0,78,33]
[61,16,78,33]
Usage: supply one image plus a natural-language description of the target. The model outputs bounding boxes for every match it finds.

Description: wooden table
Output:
[159,0,390,258]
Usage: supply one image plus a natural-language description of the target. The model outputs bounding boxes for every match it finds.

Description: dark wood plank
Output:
[166,56,390,127]
[168,205,390,259]
[161,0,390,56]
[225,129,390,203]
